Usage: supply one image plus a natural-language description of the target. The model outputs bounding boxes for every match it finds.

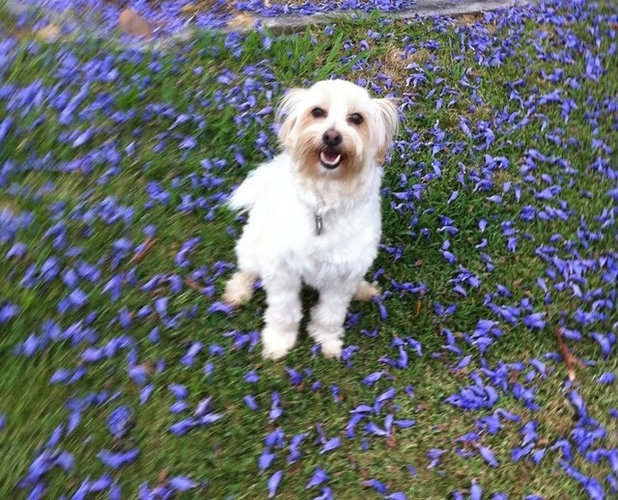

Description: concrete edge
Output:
[251,0,523,30]
[3,0,543,50]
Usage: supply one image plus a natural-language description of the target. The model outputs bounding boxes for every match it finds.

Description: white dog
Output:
[223,79,399,359]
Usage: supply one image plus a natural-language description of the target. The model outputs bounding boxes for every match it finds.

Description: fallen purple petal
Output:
[96,448,139,469]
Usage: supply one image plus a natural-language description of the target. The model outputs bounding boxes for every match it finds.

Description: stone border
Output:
[4,0,541,49]
[250,0,538,30]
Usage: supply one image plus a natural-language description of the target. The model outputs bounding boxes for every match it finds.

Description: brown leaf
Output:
[36,24,60,42]
[227,12,256,29]
[119,8,153,39]
[387,427,397,448]
[180,2,198,13]
[156,468,169,486]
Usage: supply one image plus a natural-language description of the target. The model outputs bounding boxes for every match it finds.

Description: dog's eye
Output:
[311,107,326,118]
[348,113,364,125]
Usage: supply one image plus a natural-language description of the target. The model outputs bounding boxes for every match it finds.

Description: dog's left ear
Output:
[373,98,400,163]
[276,88,307,150]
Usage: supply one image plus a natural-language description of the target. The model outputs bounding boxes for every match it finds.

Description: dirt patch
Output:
[456,12,484,25]
[358,42,432,88]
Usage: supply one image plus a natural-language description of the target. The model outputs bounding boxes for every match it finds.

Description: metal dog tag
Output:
[315,214,323,236]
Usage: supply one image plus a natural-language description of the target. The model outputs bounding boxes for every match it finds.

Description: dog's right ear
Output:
[275,88,307,149]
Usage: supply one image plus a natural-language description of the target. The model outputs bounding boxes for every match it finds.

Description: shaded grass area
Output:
[0,1,617,498]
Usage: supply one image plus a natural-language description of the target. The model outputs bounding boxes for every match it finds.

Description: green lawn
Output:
[0,1,616,498]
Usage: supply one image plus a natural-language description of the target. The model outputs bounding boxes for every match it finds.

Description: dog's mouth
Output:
[319,148,343,169]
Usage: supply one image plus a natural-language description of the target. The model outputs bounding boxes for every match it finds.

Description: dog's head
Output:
[276,80,399,180]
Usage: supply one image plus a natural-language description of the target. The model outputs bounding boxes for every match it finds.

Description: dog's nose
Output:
[322,129,342,147]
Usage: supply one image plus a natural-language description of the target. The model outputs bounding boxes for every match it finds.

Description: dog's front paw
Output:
[320,339,343,359]
[261,326,297,360]
[262,342,292,360]
[307,322,343,359]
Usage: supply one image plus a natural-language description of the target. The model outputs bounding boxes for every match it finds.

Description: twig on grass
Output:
[129,237,157,265]
[555,327,585,381]
[185,278,206,295]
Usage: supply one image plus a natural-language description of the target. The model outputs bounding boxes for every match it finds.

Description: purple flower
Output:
[96,448,139,469]
[365,421,387,436]
[285,367,302,386]
[320,437,340,454]
[6,241,26,259]
[180,136,197,149]
[478,445,499,467]
[181,342,203,366]
[287,432,308,464]
[0,117,13,142]
[568,390,587,418]
[395,419,415,429]
[243,395,259,410]
[597,372,615,384]
[362,371,387,385]
[168,383,188,399]
[363,478,387,494]
[269,392,283,421]
[170,401,188,413]
[259,451,276,471]
[67,288,88,309]
[512,443,534,461]
[139,384,155,405]
[313,487,335,500]
[426,448,446,468]
[169,476,198,491]
[106,405,133,438]
[208,301,234,315]
[267,470,283,498]
[306,468,330,489]
[197,413,223,426]
[155,297,168,317]
[194,397,213,417]
[169,419,197,436]
[89,474,112,492]
[470,481,483,500]
[522,312,547,331]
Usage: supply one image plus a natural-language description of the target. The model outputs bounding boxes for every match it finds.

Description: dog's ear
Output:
[373,97,400,163]
[276,88,307,149]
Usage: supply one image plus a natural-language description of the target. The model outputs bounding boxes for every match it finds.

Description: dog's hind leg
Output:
[223,270,257,308]
[353,280,380,302]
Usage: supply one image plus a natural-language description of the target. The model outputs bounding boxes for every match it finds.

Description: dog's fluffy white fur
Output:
[224,79,398,359]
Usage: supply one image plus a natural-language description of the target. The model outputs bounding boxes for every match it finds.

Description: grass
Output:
[0,0,616,498]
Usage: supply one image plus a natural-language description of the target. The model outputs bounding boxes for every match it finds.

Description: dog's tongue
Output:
[322,150,340,164]
[324,150,338,162]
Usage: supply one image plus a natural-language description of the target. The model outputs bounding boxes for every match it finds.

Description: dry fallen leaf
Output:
[119,7,153,39]
[36,24,60,42]
[180,3,197,13]
[227,12,256,29]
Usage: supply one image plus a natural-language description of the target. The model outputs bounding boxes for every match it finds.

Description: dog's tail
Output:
[227,166,270,213]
